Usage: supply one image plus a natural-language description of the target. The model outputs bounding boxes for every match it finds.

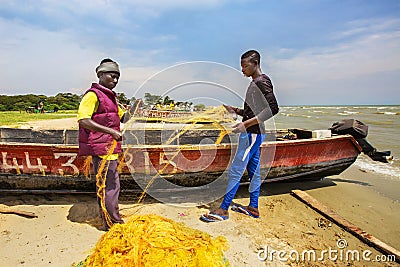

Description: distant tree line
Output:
[143,92,205,111]
[0,93,82,112]
[0,92,203,112]
[0,92,136,112]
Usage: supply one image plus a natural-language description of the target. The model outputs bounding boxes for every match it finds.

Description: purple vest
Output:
[78,83,122,156]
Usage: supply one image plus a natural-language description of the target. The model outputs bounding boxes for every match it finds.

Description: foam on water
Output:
[343,111,359,114]
[354,155,400,180]
[382,112,397,115]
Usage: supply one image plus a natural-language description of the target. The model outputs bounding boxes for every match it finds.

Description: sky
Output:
[0,0,399,105]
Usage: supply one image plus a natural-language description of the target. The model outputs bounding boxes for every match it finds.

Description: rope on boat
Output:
[91,106,235,226]
[127,106,235,204]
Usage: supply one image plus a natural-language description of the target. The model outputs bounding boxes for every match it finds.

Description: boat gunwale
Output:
[0,134,361,152]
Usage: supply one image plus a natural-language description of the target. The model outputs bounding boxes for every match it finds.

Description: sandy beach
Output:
[1,168,399,267]
[1,118,399,266]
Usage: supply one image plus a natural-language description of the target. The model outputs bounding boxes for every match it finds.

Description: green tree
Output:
[144,93,162,106]
[117,92,130,105]
[163,95,174,105]
[194,104,205,111]
[0,93,81,111]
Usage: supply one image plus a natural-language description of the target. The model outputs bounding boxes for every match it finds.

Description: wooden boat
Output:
[0,127,362,192]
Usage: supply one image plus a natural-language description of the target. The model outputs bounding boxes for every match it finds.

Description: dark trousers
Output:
[92,156,124,229]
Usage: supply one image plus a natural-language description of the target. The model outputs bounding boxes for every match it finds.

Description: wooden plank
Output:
[291,189,400,263]
[0,208,37,218]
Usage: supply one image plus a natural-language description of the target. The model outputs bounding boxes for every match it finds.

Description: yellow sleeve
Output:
[78,91,121,159]
[118,105,125,119]
[77,92,99,121]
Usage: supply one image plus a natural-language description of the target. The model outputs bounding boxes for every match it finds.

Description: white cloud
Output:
[0,15,174,96]
[268,18,400,93]
[332,18,400,40]
[122,61,248,105]
[0,18,101,95]
[1,2,398,105]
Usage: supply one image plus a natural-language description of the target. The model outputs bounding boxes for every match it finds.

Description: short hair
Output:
[241,50,260,64]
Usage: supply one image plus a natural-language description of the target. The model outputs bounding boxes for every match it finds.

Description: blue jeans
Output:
[220,132,265,210]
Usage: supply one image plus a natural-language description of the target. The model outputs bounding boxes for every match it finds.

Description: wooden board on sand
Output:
[291,189,400,263]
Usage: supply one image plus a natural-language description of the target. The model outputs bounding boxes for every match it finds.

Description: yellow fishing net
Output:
[78,214,230,267]
[78,106,233,266]
[122,105,236,204]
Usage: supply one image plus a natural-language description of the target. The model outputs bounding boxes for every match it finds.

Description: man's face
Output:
[99,72,120,90]
[240,58,257,78]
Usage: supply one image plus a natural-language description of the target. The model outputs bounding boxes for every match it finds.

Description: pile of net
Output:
[77,214,230,267]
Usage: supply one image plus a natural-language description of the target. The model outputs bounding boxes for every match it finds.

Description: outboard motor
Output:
[329,119,392,163]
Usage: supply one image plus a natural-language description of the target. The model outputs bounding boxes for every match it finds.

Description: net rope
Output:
[83,106,235,264]
[121,105,235,204]
[77,214,230,267]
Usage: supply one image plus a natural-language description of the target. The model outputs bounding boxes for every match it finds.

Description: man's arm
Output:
[79,118,122,141]
[254,79,279,122]
[223,104,244,116]
[78,92,122,141]
[232,79,279,133]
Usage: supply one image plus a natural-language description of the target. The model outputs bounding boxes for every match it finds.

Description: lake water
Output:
[273,105,400,180]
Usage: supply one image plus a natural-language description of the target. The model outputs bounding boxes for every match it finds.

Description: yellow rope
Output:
[135,106,235,204]
[90,105,235,205]
[80,214,229,267]
[82,156,92,179]
[136,148,183,203]
[95,140,118,228]
[78,106,236,266]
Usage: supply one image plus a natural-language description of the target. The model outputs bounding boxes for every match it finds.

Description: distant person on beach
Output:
[201,50,279,222]
[36,101,44,113]
[77,58,128,230]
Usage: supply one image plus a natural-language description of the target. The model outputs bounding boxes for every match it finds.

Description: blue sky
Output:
[0,0,399,105]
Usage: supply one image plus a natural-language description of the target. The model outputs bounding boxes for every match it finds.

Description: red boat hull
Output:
[0,135,361,191]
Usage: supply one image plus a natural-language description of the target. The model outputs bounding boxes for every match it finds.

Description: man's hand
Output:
[110,129,123,141]
[223,104,235,113]
[232,122,246,133]
[79,118,123,141]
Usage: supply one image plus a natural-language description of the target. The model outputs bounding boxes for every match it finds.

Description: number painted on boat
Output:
[158,151,177,174]
[54,153,79,176]
[120,151,135,174]
[24,152,48,175]
[1,152,23,174]
[143,151,151,174]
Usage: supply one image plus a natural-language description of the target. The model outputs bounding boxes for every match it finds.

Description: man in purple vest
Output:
[77,58,126,230]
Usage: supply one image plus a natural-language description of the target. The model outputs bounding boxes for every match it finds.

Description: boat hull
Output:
[0,135,361,192]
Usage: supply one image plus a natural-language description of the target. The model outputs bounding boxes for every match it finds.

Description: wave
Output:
[343,111,360,114]
[375,112,399,115]
[354,156,400,180]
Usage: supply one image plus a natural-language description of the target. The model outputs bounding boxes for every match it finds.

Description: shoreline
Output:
[1,165,399,267]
